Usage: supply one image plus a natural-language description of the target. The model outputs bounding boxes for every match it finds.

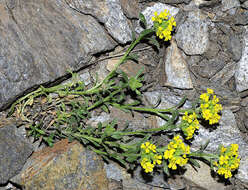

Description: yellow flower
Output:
[164,135,190,170]
[141,158,155,173]
[153,154,162,165]
[181,112,200,139]
[141,142,151,153]
[200,89,222,125]
[207,88,214,94]
[152,9,176,41]
[214,144,241,179]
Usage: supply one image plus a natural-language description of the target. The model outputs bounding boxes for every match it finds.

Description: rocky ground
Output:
[0,0,248,189]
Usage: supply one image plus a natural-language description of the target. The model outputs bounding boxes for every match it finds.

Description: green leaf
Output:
[139,13,147,28]
[110,153,127,167]
[140,28,154,38]
[111,134,122,140]
[101,104,109,113]
[126,154,139,163]
[131,30,136,41]
[148,37,160,50]
[163,162,170,176]
[189,158,201,168]
[129,77,143,91]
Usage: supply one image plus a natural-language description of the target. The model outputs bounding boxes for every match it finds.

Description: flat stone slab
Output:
[0,0,117,110]
[0,125,33,184]
[11,139,109,190]
[65,0,132,44]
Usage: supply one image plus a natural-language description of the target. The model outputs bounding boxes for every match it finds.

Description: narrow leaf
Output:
[139,13,147,28]
[148,37,160,50]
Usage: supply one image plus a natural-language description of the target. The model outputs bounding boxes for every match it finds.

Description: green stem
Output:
[87,84,129,111]
[85,29,154,95]
[189,152,219,161]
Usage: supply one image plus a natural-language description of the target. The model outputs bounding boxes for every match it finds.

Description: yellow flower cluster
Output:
[140,142,162,173]
[152,9,176,41]
[164,135,190,170]
[141,141,157,153]
[181,112,200,139]
[200,88,222,125]
[213,144,240,179]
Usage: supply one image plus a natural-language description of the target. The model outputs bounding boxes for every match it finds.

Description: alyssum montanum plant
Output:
[8,9,241,180]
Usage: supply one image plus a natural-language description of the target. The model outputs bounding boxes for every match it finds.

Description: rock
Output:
[191,109,248,183]
[11,139,109,190]
[184,161,231,190]
[175,10,209,55]
[241,1,248,9]
[120,0,140,19]
[210,62,237,85]
[79,69,91,86]
[158,0,191,4]
[109,107,154,131]
[195,0,222,8]
[228,34,242,62]
[204,41,220,60]
[0,125,33,184]
[66,0,132,44]
[107,59,146,78]
[0,0,117,110]
[235,26,248,92]
[164,39,193,89]
[196,58,226,79]
[234,9,248,25]
[87,112,111,127]
[222,0,240,11]
[135,3,180,33]
[104,162,169,190]
[236,158,248,183]
[144,90,192,127]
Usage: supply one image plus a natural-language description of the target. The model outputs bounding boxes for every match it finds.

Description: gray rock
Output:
[0,0,116,110]
[184,161,231,190]
[237,158,248,183]
[210,62,237,85]
[66,0,132,44]
[228,34,242,61]
[241,1,248,9]
[191,109,248,183]
[222,0,240,11]
[175,10,209,55]
[79,69,91,86]
[159,0,191,4]
[104,161,171,190]
[120,0,139,19]
[0,125,33,184]
[164,39,193,89]
[196,58,226,79]
[235,26,248,92]
[104,163,123,181]
[234,9,248,25]
[135,3,180,33]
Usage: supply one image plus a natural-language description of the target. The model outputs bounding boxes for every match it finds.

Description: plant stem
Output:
[85,29,154,95]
